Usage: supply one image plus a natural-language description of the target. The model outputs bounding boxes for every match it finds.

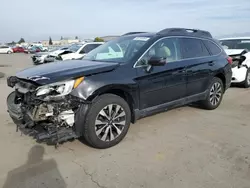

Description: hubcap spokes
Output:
[209,82,222,106]
[95,104,126,142]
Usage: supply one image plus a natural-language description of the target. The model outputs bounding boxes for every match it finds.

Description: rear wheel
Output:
[80,94,131,149]
[7,51,11,54]
[200,77,224,110]
[243,68,250,88]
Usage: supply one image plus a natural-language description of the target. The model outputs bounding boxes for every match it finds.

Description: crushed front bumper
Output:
[7,91,23,125]
[7,91,78,145]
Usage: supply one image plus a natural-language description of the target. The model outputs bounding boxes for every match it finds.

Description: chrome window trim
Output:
[133,36,223,68]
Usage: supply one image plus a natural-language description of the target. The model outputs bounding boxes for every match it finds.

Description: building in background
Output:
[41,38,80,46]
[100,36,119,42]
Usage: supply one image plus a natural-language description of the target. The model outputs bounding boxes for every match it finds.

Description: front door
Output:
[134,37,187,110]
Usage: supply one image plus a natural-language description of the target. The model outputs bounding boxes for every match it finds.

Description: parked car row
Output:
[0,45,49,54]
[5,27,249,150]
[31,42,104,65]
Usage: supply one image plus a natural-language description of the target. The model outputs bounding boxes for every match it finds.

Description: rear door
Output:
[180,37,213,96]
[135,37,187,109]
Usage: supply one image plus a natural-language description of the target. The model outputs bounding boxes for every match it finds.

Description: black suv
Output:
[6,28,232,149]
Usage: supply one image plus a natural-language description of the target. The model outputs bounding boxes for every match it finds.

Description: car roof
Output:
[219,37,250,40]
[121,28,213,39]
[121,32,156,37]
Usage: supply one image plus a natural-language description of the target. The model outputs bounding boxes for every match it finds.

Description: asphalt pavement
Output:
[0,54,250,188]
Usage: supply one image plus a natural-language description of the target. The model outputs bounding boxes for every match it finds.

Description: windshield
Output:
[83,35,152,63]
[219,39,250,50]
[67,44,82,52]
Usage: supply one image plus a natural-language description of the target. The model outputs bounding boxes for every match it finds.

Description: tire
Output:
[243,68,250,88]
[80,94,131,149]
[200,77,224,110]
[7,51,11,54]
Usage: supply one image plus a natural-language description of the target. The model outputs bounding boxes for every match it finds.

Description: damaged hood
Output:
[33,52,49,56]
[224,49,248,56]
[16,60,119,85]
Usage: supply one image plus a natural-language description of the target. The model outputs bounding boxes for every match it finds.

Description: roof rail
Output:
[122,32,148,36]
[157,28,212,38]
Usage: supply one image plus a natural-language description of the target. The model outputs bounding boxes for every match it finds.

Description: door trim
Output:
[134,90,208,120]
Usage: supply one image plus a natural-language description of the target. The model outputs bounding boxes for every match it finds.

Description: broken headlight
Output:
[36,77,84,97]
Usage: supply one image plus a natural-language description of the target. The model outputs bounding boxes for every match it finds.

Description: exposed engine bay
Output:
[6,76,82,146]
[228,49,248,68]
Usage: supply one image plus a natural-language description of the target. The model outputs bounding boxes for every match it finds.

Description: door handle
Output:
[208,61,215,66]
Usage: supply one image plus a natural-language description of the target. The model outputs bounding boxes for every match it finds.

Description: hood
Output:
[49,49,67,56]
[33,52,49,56]
[224,49,248,56]
[16,60,119,85]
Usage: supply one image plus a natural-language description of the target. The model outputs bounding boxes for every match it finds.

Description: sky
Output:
[0,0,250,42]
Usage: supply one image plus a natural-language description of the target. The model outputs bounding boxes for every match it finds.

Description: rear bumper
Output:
[225,67,233,90]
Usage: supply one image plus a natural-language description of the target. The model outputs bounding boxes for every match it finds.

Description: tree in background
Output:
[18,38,25,44]
[75,36,78,40]
[94,37,104,42]
[49,37,53,45]
[6,41,16,46]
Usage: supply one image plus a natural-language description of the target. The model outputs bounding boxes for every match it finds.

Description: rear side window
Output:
[203,40,221,55]
[181,38,210,59]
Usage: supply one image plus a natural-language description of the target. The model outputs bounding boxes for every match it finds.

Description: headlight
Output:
[36,77,84,97]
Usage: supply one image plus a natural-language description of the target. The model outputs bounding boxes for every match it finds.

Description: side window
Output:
[80,44,101,54]
[203,40,222,55]
[181,38,210,59]
[136,38,181,67]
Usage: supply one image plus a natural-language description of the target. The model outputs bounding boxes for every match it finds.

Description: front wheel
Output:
[80,94,131,149]
[243,68,250,88]
[200,77,224,110]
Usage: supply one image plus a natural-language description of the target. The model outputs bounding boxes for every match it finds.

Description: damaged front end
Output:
[225,49,250,83]
[6,76,84,146]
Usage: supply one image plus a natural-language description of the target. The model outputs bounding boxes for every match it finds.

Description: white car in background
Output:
[59,42,104,60]
[219,37,250,88]
[31,46,69,65]
[0,46,13,54]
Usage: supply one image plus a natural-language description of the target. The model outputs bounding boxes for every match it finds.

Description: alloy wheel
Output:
[95,104,126,142]
[209,82,222,106]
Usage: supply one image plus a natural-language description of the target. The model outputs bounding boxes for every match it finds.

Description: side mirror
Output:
[148,56,166,66]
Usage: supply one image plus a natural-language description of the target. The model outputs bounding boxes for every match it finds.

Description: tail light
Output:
[227,56,233,64]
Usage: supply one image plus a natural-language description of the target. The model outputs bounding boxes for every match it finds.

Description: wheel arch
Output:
[214,73,226,91]
[87,85,137,123]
